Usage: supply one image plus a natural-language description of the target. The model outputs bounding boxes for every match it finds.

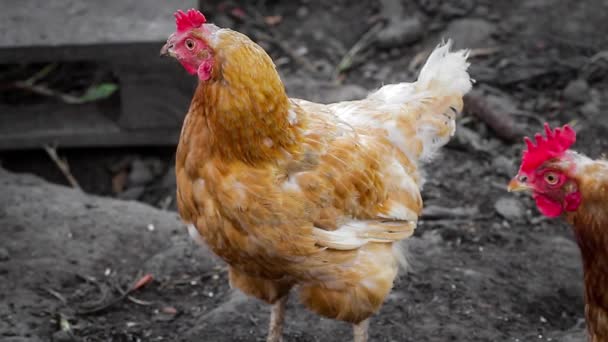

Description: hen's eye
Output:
[518,175,528,183]
[544,172,558,185]
[185,39,195,50]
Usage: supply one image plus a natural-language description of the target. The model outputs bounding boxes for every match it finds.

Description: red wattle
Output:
[564,192,582,212]
[197,61,213,81]
[533,194,563,217]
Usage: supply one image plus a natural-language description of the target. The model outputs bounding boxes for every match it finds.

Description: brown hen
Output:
[162,9,472,342]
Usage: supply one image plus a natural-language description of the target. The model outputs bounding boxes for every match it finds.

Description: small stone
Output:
[0,247,9,261]
[443,19,496,49]
[377,17,423,48]
[492,156,516,177]
[52,330,74,342]
[562,79,589,103]
[296,6,309,18]
[495,197,524,221]
[580,101,600,118]
[118,186,145,200]
[440,0,475,18]
[128,159,155,186]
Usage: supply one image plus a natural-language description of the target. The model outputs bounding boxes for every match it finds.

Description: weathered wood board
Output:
[0,0,198,150]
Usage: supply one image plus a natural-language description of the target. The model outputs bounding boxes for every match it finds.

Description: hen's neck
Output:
[565,158,608,338]
[187,40,300,164]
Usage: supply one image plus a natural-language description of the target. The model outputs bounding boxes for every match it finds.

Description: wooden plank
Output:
[114,61,196,129]
[0,0,197,48]
[0,43,165,64]
[0,129,180,150]
[0,0,197,64]
[0,102,181,150]
[0,103,119,137]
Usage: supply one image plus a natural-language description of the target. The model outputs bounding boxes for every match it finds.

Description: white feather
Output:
[416,40,472,95]
[187,224,206,246]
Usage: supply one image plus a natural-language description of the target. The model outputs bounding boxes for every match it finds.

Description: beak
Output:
[507,177,532,192]
[160,42,174,57]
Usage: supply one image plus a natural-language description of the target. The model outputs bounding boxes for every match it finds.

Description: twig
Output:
[75,273,154,315]
[42,145,81,190]
[43,288,68,304]
[14,81,84,104]
[159,196,173,210]
[127,295,153,306]
[464,92,526,142]
[75,274,111,311]
[335,22,384,77]
[23,63,58,86]
[468,47,501,59]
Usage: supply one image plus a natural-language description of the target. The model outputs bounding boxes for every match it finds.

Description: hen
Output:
[508,123,608,341]
[162,9,472,342]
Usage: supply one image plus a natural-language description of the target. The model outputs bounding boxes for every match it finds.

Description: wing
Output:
[286,99,422,251]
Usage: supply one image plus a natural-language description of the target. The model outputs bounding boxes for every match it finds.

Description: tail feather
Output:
[416,40,471,96]
[367,40,472,162]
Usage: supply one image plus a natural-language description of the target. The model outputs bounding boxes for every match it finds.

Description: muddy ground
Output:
[1,0,608,341]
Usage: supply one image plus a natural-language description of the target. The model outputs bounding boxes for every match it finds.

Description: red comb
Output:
[174,9,206,32]
[520,123,576,172]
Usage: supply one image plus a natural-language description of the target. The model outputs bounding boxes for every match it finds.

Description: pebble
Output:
[495,197,525,221]
[580,101,600,118]
[562,79,589,103]
[440,0,475,18]
[296,6,309,18]
[492,156,517,177]
[0,247,9,261]
[128,159,155,186]
[118,186,145,201]
[52,330,74,342]
[377,17,423,48]
[442,18,496,49]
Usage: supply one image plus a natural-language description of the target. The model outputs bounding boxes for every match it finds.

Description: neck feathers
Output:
[565,158,608,337]
[188,30,301,163]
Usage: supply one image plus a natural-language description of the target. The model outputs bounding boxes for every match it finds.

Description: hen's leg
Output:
[228,267,292,342]
[353,319,369,342]
[267,295,288,342]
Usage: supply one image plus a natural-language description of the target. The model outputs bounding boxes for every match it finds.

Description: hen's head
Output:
[508,123,582,217]
[161,9,218,81]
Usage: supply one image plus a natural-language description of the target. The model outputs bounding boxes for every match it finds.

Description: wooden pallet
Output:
[0,0,198,150]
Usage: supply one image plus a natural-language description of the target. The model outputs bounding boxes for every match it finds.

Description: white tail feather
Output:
[416,40,471,95]
[365,40,471,161]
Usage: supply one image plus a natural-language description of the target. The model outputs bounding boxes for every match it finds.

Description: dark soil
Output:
[1,0,607,341]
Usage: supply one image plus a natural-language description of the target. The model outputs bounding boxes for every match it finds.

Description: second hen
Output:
[162,9,472,342]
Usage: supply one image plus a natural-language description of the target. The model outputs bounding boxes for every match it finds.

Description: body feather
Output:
[564,156,608,341]
[176,29,471,322]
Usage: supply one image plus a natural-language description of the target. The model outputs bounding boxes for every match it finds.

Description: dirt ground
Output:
[2,0,608,341]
